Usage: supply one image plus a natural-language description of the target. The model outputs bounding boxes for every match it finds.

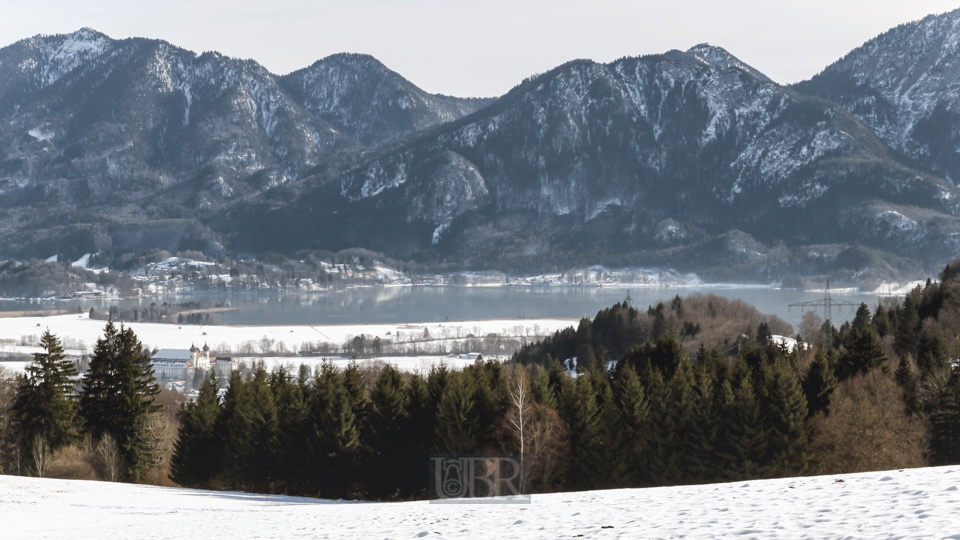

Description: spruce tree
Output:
[170,371,221,487]
[661,362,696,484]
[12,331,80,460]
[803,348,838,418]
[930,369,960,465]
[342,360,367,421]
[244,363,279,491]
[916,329,949,376]
[590,362,626,488]
[272,367,310,494]
[530,365,558,410]
[873,303,892,337]
[615,365,649,487]
[367,364,410,498]
[895,295,920,357]
[640,367,671,485]
[80,322,160,481]
[726,374,769,480]
[766,361,819,476]
[219,371,253,489]
[560,375,604,490]
[837,324,886,381]
[404,373,432,496]
[545,358,571,407]
[685,363,720,482]
[309,362,361,497]
[426,363,451,419]
[434,373,480,454]
[710,378,737,478]
[756,322,772,345]
[894,355,920,416]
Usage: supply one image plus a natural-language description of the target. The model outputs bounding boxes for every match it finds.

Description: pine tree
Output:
[530,365,558,410]
[640,367,671,485]
[426,363,451,419]
[80,322,160,481]
[272,367,310,494]
[12,331,80,461]
[894,355,920,416]
[468,360,508,449]
[916,329,949,376]
[930,370,960,465]
[873,303,892,337]
[895,295,920,357]
[309,362,361,497]
[851,303,872,330]
[803,348,838,418]
[590,362,626,488]
[560,374,603,490]
[434,372,480,454]
[170,371,221,487]
[765,361,819,477]
[244,363,279,491]
[726,374,769,480]
[661,362,696,484]
[685,363,721,482]
[710,378,737,478]
[342,360,367,421]
[615,365,649,487]
[219,371,252,489]
[837,324,886,381]
[756,322,772,345]
[367,364,410,498]
[404,373,432,497]
[545,358,571,408]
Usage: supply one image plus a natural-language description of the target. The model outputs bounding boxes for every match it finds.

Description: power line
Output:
[788,280,860,323]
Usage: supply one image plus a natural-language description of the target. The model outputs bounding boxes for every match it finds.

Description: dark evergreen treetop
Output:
[12,330,80,453]
[80,321,160,480]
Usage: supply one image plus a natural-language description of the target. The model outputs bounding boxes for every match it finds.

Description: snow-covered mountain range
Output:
[4,12,960,281]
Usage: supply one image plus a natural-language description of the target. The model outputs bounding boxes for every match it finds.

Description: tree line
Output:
[1,323,165,481]
[8,260,960,498]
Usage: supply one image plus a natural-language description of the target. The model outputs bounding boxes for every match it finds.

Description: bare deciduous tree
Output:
[506,367,530,492]
[97,434,122,482]
[811,371,929,474]
[31,435,48,478]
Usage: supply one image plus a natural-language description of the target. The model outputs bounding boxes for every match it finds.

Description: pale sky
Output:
[2,1,959,97]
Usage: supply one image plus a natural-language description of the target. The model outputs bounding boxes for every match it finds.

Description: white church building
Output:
[151,344,237,381]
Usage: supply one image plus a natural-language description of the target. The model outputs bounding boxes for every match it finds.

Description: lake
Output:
[0,285,896,331]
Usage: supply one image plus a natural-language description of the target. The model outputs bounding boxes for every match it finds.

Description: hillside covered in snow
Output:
[3,466,958,539]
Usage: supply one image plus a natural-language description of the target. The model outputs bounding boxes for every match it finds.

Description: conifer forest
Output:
[4,260,960,499]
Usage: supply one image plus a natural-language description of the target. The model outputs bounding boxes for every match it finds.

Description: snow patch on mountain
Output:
[32,28,111,88]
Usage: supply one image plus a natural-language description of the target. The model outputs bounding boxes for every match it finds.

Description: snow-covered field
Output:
[0,314,575,373]
[3,466,959,538]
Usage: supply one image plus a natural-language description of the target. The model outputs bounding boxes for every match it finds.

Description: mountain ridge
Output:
[2,23,960,283]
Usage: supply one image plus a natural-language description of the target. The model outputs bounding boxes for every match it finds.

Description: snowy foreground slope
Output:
[4,467,960,539]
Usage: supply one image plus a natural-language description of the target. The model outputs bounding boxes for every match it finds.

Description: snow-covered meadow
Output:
[3,466,959,539]
[0,313,576,374]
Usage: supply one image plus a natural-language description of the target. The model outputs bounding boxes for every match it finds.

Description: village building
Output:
[150,343,237,381]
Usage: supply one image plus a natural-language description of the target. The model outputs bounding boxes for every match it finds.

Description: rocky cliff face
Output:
[795,8,960,185]
[0,29,485,260]
[280,54,493,147]
[3,24,960,281]
[223,45,959,277]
